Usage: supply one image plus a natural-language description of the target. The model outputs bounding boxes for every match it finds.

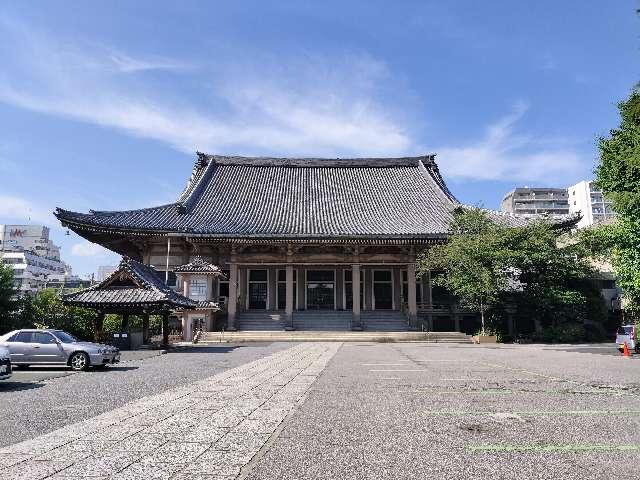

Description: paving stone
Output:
[0,454,32,468]
[1,460,73,480]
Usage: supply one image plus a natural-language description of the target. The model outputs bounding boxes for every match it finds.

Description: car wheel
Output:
[69,352,89,371]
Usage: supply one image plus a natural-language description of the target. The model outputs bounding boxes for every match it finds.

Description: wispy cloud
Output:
[0,17,412,157]
[436,102,584,182]
[0,16,585,184]
[71,241,109,257]
[107,52,193,73]
[0,194,55,225]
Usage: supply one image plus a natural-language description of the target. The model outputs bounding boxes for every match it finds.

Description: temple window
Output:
[189,278,207,299]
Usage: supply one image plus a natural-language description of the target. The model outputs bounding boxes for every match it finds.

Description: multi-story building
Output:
[500,188,570,215]
[0,225,61,258]
[568,180,616,229]
[0,224,76,295]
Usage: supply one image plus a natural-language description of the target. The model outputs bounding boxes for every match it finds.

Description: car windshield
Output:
[617,326,633,335]
[52,331,77,343]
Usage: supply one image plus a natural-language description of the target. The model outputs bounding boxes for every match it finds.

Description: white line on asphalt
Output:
[369,369,427,372]
[361,363,411,366]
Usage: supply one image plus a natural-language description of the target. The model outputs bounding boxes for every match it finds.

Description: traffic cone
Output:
[623,342,630,358]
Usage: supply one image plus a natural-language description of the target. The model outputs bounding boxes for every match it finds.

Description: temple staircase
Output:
[361,311,410,331]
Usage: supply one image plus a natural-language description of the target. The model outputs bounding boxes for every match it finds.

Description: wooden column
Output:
[227,263,238,330]
[407,263,417,328]
[142,313,150,344]
[161,312,169,346]
[285,264,294,330]
[121,313,130,332]
[351,264,361,330]
[94,312,104,342]
[425,270,433,331]
[182,274,190,298]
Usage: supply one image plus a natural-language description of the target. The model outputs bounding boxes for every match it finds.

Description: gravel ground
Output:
[0,342,289,447]
[246,342,640,480]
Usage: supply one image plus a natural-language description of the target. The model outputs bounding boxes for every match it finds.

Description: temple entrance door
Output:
[248,269,268,309]
[373,270,393,310]
[306,270,335,310]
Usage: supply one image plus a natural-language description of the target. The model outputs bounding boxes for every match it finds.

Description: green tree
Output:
[592,87,640,312]
[28,288,96,340]
[418,208,605,340]
[418,208,512,334]
[0,262,18,333]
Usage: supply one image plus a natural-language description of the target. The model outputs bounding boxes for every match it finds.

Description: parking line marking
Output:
[369,369,427,372]
[361,363,411,366]
[468,444,640,453]
[423,409,640,416]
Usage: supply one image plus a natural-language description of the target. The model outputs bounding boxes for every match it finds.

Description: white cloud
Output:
[436,102,584,182]
[0,194,55,225]
[71,241,108,257]
[0,19,412,157]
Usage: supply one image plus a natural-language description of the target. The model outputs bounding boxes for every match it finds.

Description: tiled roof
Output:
[55,154,459,240]
[63,257,196,309]
[55,154,578,242]
[174,256,226,276]
[479,208,581,229]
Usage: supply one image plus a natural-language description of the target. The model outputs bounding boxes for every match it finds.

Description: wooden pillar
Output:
[94,312,104,342]
[162,312,169,346]
[227,263,238,330]
[297,267,305,310]
[351,264,362,330]
[407,263,417,328]
[121,313,130,332]
[182,274,190,298]
[285,264,294,330]
[142,313,150,344]
[425,270,433,306]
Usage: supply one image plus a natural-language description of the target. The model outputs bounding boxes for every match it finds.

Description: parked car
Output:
[615,325,640,354]
[0,329,120,371]
[0,345,11,380]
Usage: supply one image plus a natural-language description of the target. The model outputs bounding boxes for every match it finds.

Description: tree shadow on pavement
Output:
[0,381,44,392]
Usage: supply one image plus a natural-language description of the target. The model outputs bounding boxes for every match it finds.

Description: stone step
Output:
[200,331,473,343]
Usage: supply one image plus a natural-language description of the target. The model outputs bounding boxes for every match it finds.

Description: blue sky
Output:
[0,1,637,277]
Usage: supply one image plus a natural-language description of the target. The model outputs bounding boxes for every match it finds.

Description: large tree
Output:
[418,208,512,334]
[418,208,604,338]
[591,87,640,311]
[0,262,17,328]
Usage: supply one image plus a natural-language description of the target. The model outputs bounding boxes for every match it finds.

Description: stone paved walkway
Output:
[0,343,341,480]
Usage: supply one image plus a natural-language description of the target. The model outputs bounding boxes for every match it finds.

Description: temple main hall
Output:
[56,153,515,336]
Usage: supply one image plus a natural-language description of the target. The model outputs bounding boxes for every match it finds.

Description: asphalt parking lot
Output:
[246,342,640,480]
[1,342,639,479]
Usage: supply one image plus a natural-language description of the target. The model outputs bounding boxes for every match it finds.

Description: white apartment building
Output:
[0,224,75,295]
[568,181,616,229]
[500,187,570,215]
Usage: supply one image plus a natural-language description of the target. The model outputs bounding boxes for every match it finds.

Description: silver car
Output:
[0,329,120,371]
[0,345,11,380]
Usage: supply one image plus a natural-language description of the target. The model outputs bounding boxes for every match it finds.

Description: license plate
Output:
[0,365,7,374]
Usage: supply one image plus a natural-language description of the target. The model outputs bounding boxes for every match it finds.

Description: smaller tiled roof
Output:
[174,256,226,276]
[63,257,196,310]
[479,208,581,229]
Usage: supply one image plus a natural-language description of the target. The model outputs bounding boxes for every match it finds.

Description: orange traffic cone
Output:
[623,342,631,358]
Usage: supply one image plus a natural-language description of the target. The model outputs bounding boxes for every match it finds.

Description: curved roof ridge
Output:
[202,153,436,168]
